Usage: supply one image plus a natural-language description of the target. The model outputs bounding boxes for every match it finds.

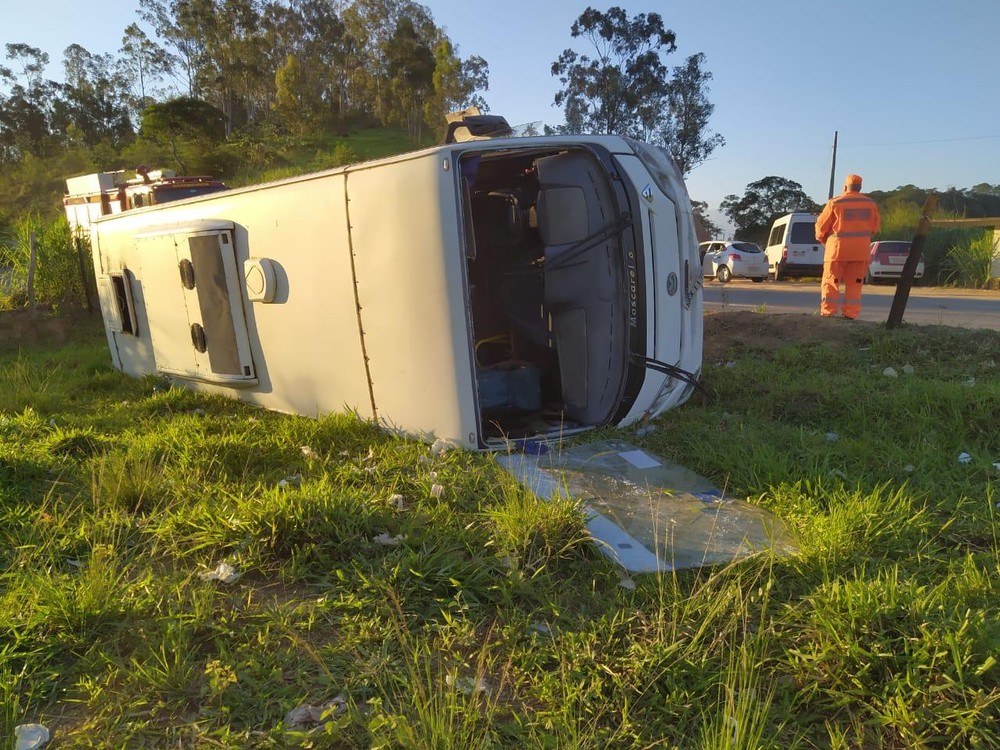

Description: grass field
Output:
[1,310,998,749]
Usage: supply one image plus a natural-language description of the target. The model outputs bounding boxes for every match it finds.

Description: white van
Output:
[764,212,822,280]
[86,126,703,451]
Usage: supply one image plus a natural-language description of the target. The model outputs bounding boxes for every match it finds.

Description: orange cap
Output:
[844,173,863,189]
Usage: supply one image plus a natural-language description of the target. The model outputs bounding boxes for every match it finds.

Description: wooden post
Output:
[886,194,937,329]
[27,231,37,315]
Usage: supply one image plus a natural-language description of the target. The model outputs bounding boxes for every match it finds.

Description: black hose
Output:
[632,355,710,399]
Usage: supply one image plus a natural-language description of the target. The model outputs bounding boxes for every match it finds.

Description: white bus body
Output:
[88,135,703,450]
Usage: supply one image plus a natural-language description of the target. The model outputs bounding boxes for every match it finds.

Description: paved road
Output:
[702,279,1000,331]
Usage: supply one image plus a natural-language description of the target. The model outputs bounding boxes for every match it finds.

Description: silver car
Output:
[699,240,769,283]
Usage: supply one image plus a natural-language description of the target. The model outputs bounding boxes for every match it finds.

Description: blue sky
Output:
[5,0,1000,231]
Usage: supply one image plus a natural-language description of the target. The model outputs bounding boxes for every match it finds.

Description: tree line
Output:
[0,4,732,225]
[0,0,489,166]
[719,176,1000,246]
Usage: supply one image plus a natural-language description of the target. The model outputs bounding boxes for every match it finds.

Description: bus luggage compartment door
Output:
[136,226,258,386]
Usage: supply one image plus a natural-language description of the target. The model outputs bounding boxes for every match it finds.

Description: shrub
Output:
[942,230,998,288]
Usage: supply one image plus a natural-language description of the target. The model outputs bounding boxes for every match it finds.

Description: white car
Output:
[867,240,924,283]
[699,240,768,283]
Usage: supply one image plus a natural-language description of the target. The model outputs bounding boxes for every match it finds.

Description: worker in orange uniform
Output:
[815,173,881,319]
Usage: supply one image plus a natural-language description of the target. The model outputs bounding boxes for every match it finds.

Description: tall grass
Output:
[943,230,999,288]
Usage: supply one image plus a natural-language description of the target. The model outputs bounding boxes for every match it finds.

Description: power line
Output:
[842,134,1000,148]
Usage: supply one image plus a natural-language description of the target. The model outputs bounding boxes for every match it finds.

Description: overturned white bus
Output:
[86,122,703,450]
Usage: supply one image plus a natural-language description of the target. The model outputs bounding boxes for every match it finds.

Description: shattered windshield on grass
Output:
[499,440,797,572]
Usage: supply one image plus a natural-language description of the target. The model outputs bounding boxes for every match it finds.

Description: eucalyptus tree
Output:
[58,44,134,148]
[658,52,724,176]
[384,15,435,139]
[138,0,208,97]
[551,7,725,176]
[341,0,437,124]
[551,6,676,138]
[0,44,57,160]
[266,0,349,131]
[341,0,489,139]
[139,0,272,132]
[209,0,273,128]
[119,23,177,118]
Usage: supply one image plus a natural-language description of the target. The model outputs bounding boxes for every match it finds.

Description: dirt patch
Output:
[703,310,861,364]
[0,308,93,349]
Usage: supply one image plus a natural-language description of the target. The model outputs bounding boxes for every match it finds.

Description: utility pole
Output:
[828,131,838,200]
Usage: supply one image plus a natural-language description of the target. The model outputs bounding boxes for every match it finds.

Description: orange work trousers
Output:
[821,259,868,319]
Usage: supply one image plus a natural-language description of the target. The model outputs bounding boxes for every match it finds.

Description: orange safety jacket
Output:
[815,191,881,262]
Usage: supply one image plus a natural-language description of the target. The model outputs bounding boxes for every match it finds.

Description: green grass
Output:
[1,313,998,748]
[225,127,431,189]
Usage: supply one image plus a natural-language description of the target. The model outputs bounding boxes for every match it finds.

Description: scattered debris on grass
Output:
[15,724,50,750]
[530,621,552,636]
[200,562,240,584]
[300,445,320,460]
[373,532,406,547]
[883,367,898,378]
[284,696,348,730]
[431,438,457,455]
[278,473,302,489]
[446,674,492,695]
[958,452,973,464]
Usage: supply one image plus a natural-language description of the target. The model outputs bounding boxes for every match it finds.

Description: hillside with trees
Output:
[0,0,490,223]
